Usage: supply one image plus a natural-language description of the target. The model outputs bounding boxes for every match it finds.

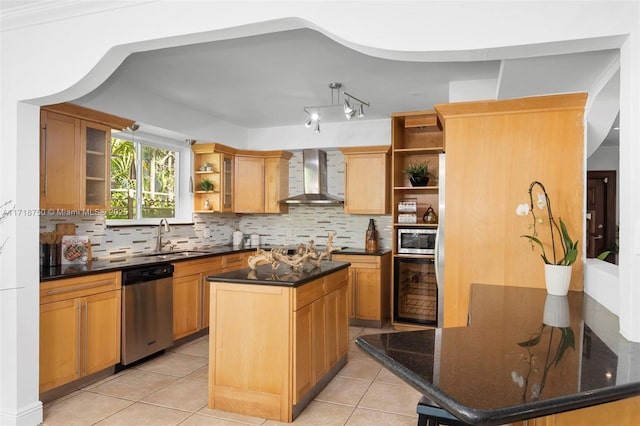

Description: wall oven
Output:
[397,228,436,255]
[393,257,438,326]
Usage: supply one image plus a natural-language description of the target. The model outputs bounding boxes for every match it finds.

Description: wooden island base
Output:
[207,264,350,422]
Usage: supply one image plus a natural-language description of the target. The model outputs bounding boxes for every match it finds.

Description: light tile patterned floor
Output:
[43,326,422,426]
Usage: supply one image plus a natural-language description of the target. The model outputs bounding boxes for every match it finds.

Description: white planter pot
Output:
[544,264,572,296]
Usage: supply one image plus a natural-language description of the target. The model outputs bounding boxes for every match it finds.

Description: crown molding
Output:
[0,0,154,32]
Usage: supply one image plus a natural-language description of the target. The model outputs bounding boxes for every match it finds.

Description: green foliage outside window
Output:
[109,138,176,220]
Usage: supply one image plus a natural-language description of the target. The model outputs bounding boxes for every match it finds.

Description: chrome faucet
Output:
[156,218,171,252]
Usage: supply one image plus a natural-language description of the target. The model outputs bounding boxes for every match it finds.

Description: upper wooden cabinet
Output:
[192,143,235,213]
[234,150,292,214]
[340,146,391,214]
[193,145,292,214]
[40,103,134,211]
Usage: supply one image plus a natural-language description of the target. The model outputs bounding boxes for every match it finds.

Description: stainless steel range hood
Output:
[280,149,344,205]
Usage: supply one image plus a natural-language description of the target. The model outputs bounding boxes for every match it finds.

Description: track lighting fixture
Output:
[303,82,370,133]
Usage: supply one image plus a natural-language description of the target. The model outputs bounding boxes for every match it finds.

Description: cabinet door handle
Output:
[46,280,113,296]
[42,124,48,196]
[76,302,82,377]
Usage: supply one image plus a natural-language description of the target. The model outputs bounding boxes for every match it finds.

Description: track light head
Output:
[303,83,369,131]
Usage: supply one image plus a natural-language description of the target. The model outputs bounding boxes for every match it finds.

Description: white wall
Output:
[2,2,640,424]
[248,119,389,150]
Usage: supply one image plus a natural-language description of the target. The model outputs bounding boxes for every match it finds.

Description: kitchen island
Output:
[356,284,640,425]
[206,261,350,422]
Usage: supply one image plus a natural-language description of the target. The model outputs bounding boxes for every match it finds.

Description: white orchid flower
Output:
[516,203,530,216]
[536,192,547,210]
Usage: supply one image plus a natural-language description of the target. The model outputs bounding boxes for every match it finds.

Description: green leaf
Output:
[518,324,546,347]
[553,327,575,366]
[521,235,552,264]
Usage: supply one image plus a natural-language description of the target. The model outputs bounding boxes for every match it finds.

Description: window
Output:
[107,130,191,225]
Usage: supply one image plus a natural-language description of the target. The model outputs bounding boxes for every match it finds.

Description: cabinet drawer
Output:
[173,256,224,277]
[325,268,348,294]
[333,254,381,269]
[294,278,325,311]
[40,272,121,304]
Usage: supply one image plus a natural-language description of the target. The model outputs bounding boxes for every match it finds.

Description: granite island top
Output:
[356,284,640,426]
[206,261,351,287]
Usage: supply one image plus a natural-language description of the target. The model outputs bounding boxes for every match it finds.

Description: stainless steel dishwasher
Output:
[121,263,174,365]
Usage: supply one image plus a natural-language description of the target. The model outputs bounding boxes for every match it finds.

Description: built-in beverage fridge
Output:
[393,257,438,326]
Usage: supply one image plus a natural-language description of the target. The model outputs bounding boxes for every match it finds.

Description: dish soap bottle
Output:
[365,218,379,252]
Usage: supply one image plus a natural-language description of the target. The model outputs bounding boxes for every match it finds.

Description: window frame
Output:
[106,129,193,226]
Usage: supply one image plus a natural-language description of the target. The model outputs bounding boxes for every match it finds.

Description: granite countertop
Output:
[40,245,255,281]
[206,261,351,287]
[356,284,640,425]
[40,245,378,281]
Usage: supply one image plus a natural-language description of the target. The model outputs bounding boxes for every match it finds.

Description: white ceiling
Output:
[64,27,619,143]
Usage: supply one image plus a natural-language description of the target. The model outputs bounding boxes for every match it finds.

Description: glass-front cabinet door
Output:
[222,154,233,212]
[82,121,111,210]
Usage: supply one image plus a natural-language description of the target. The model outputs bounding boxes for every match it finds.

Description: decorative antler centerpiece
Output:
[248,232,339,270]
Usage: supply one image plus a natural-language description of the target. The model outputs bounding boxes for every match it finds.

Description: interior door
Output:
[586,171,617,262]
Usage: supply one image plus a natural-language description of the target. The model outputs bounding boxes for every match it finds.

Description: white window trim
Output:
[107,129,193,226]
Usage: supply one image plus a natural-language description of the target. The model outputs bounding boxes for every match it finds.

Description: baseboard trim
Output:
[0,400,42,426]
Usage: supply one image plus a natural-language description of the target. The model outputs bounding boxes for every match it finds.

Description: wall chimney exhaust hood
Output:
[280,149,344,205]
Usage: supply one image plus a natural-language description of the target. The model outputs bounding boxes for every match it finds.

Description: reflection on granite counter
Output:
[356,284,640,425]
[206,261,351,287]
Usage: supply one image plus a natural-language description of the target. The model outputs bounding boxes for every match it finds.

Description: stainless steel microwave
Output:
[397,228,436,255]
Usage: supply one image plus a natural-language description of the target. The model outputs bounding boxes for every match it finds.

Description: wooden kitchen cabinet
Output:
[340,146,391,214]
[39,272,121,393]
[40,103,133,211]
[389,110,444,329]
[172,252,251,338]
[192,143,235,213]
[234,150,292,214]
[172,274,202,340]
[333,252,391,328]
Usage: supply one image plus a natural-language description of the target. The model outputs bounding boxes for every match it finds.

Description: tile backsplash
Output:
[40,150,391,259]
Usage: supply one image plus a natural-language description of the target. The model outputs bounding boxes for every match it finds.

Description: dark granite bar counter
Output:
[356,284,640,425]
[206,261,351,287]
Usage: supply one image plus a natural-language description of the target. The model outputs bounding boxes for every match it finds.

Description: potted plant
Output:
[404,160,432,187]
[200,178,214,192]
[516,181,579,295]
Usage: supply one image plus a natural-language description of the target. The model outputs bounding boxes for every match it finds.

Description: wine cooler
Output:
[393,257,438,326]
